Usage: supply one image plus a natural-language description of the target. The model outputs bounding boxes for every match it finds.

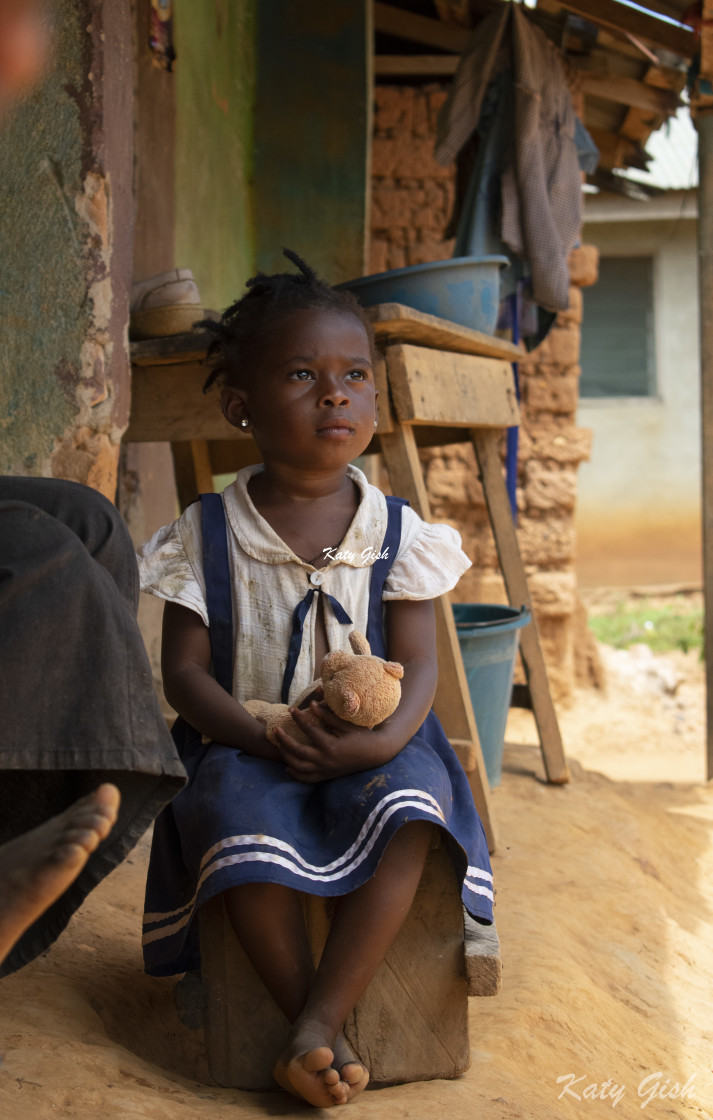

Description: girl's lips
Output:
[316,420,355,435]
[316,426,355,438]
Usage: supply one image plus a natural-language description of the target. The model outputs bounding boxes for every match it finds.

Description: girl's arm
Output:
[162,601,280,761]
[273,598,438,782]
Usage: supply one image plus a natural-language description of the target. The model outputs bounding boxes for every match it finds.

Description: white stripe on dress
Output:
[142,795,449,944]
[144,788,445,925]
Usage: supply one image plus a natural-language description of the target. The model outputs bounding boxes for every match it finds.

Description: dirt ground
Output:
[1,639,712,1120]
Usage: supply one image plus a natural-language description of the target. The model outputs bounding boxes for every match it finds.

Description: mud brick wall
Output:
[371,84,598,703]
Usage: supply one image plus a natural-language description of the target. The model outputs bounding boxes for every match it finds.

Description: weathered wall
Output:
[0,0,133,499]
[371,84,596,702]
[173,0,255,312]
[577,203,701,588]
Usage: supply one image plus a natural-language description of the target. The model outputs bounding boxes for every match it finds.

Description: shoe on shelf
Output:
[130,268,203,339]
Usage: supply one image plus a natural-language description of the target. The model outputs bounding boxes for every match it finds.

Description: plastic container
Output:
[338,255,509,334]
[452,603,531,787]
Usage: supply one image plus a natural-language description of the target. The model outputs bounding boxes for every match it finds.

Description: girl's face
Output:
[222,308,378,474]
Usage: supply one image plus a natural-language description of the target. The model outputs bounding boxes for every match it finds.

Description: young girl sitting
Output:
[138,251,494,1108]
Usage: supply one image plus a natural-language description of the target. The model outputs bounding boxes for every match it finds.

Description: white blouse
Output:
[137,464,471,705]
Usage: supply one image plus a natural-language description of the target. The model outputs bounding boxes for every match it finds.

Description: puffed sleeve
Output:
[383,506,472,600]
[136,502,209,626]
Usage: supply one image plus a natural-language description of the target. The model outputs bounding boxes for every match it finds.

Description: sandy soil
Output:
[1,641,712,1120]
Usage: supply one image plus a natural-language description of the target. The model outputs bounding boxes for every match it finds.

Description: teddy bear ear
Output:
[341,688,361,716]
[348,631,371,656]
[385,661,404,679]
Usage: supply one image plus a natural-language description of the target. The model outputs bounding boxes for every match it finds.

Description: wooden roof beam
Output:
[578,71,682,114]
[552,0,695,60]
[373,2,469,53]
[588,126,650,170]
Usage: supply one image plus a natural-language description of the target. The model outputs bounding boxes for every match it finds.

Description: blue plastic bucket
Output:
[452,603,531,787]
[338,255,509,334]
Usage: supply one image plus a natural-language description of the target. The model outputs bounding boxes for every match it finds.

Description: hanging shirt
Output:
[435,3,587,313]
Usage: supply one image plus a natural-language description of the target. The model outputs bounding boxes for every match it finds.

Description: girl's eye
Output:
[290,369,314,381]
[347,369,368,381]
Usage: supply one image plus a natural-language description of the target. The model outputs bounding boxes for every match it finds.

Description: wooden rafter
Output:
[551,0,695,59]
[374,54,460,76]
[373,2,469,52]
[578,72,681,114]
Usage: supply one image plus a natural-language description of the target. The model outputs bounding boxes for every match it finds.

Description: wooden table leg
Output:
[379,425,497,851]
[170,439,214,510]
[471,429,569,784]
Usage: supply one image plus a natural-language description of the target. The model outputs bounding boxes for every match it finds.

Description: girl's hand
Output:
[272,701,396,782]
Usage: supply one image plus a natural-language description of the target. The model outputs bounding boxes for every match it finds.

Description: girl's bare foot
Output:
[273,1018,349,1107]
[333,1031,369,1101]
[0,783,120,964]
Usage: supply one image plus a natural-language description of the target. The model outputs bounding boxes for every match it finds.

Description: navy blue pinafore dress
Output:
[142,494,494,976]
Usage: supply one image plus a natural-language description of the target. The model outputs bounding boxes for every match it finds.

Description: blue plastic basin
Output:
[338,255,509,334]
[452,603,531,787]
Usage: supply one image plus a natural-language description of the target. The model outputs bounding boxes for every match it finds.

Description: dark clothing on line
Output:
[0,476,185,977]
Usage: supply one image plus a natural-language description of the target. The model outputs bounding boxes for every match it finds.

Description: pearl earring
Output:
[239,418,249,430]
[373,418,378,429]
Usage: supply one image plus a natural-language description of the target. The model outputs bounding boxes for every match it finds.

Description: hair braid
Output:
[196,249,374,392]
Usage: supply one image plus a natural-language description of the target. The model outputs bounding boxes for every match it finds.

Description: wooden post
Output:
[696,108,713,782]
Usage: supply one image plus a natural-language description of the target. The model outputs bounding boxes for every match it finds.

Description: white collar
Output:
[223,463,388,569]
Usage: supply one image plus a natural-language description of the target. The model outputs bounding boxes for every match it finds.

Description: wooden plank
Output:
[578,72,680,115]
[378,423,496,851]
[171,442,200,510]
[125,363,245,442]
[373,350,394,433]
[130,331,212,366]
[471,429,569,785]
[190,440,214,495]
[374,54,460,77]
[369,302,523,361]
[552,0,695,60]
[464,913,501,997]
[386,343,519,428]
[587,126,647,171]
[373,1,469,52]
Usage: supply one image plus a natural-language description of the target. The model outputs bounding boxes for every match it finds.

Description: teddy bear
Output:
[244,631,404,746]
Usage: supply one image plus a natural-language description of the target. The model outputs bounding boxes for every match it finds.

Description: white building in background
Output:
[577,108,701,588]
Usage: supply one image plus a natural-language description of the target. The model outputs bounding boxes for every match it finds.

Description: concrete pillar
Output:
[696,109,713,781]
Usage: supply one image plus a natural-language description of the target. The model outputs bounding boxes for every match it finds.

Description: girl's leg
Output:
[223,882,349,1107]
[276,820,434,1106]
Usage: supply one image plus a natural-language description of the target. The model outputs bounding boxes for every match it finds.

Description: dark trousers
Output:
[0,477,185,976]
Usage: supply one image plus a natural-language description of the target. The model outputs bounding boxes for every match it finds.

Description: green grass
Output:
[588,599,704,655]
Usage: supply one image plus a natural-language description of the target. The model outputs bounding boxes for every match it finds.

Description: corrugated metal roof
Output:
[615,106,698,191]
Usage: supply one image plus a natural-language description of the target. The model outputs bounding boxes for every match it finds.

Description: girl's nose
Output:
[318,375,350,407]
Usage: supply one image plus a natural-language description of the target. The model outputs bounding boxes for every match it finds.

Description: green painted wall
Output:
[0,0,92,475]
[254,0,370,284]
[174,0,256,313]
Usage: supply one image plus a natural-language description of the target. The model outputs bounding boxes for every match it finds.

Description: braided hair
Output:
[198,249,375,392]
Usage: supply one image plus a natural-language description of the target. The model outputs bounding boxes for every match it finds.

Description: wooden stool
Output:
[197,834,497,1089]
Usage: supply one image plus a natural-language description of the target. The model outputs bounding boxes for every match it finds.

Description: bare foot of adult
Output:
[333,1031,369,1101]
[273,1018,348,1107]
[0,783,120,964]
